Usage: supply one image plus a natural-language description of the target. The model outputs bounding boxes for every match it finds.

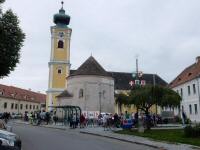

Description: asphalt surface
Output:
[11,124,157,150]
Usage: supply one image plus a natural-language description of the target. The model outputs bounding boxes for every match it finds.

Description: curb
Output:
[13,121,67,131]
[80,131,165,150]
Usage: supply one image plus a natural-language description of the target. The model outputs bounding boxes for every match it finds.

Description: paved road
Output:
[12,124,157,150]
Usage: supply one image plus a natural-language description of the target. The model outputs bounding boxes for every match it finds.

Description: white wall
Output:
[0,97,41,115]
[173,77,200,122]
[59,75,115,114]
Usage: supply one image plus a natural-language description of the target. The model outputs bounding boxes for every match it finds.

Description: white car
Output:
[0,129,21,150]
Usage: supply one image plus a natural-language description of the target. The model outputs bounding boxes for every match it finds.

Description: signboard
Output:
[82,111,100,119]
[129,80,146,86]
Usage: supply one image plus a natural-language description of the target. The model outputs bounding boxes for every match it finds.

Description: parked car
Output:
[0,113,4,119]
[11,113,22,119]
[0,129,21,150]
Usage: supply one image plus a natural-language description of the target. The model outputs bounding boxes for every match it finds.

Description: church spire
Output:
[53,1,70,26]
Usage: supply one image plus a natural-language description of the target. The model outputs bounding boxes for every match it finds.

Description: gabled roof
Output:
[108,71,167,90]
[0,84,46,103]
[169,57,200,88]
[56,90,73,98]
[70,56,110,77]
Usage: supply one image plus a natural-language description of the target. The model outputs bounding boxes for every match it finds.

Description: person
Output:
[36,112,41,125]
[29,112,33,124]
[45,112,50,125]
[80,114,85,128]
[125,111,130,119]
[153,113,156,127]
[72,114,76,129]
[182,110,187,126]
[0,119,6,129]
[134,112,138,125]
[53,111,58,125]
[113,113,119,128]
[103,114,108,131]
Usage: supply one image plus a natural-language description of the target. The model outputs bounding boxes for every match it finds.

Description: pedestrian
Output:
[72,114,76,129]
[134,112,138,125]
[45,112,50,125]
[182,110,187,126]
[103,114,108,131]
[113,113,119,128]
[153,113,156,127]
[53,111,58,125]
[80,114,85,128]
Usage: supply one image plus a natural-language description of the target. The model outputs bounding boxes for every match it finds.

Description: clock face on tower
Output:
[58,32,64,39]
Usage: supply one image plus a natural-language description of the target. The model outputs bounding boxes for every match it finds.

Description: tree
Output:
[0,0,25,78]
[128,85,181,129]
[115,93,129,114]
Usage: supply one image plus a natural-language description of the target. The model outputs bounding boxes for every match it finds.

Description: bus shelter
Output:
[49,105,81,126]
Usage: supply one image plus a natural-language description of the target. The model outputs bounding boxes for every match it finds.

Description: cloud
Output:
[1,0,200,92]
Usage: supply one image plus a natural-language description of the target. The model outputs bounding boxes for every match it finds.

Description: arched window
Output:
[79,89,84,98]
[58,40,64,48]
[57,66,63,74]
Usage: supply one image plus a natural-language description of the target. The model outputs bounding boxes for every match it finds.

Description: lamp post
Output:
[99,91,102,114]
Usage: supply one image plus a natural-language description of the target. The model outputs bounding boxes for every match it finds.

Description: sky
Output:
[1,0,200,93]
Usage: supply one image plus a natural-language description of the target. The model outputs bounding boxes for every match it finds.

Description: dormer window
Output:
[178,78,181,81]
[188,72,192,76]
[58,40,64,48]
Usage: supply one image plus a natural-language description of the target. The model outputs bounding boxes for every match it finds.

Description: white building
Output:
[0,84,46,115]
[170,56,200,122]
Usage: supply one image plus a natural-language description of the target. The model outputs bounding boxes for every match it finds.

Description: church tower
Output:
[46,2,72,110]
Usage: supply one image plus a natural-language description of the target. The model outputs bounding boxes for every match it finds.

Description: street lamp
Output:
[99,91,102,114]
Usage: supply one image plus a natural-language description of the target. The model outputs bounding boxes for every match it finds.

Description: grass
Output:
[115,129,200,147]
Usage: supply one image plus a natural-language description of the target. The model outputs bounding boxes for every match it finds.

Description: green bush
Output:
[184,125,200,138]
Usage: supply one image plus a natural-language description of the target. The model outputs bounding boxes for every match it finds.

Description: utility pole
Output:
[153,74,157,115]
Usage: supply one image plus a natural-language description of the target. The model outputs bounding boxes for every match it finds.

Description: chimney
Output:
[196,56,200,64]
[28,88,31,91]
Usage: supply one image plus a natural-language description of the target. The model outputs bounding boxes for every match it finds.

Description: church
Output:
[46,3,167,115]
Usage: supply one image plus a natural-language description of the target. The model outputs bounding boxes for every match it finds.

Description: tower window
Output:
[58,40,64,48]
[58,68,62,74]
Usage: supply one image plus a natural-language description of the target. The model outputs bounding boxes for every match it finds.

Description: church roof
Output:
[70,70,167,90]
[70,56,110,77]
[108,72,167,90]
[57,90,73,98]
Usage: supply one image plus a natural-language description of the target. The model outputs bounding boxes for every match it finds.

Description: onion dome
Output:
[53,1,70,26]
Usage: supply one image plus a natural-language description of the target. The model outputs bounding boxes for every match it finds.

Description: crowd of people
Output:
[0,110,181,130]
[23,111,58,126]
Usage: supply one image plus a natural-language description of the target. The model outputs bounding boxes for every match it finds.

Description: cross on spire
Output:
[61,1,64,9]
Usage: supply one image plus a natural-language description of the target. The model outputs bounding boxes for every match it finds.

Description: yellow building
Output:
[46,3,72,111]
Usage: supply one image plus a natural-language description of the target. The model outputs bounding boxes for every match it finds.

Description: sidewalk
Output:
[12,120,200,150]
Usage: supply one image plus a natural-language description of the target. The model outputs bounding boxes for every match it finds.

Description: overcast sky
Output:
[1,0,200,93]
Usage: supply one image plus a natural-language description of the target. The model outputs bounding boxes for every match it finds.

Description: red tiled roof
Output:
[0,84,46,103]
[169,57,200,88]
